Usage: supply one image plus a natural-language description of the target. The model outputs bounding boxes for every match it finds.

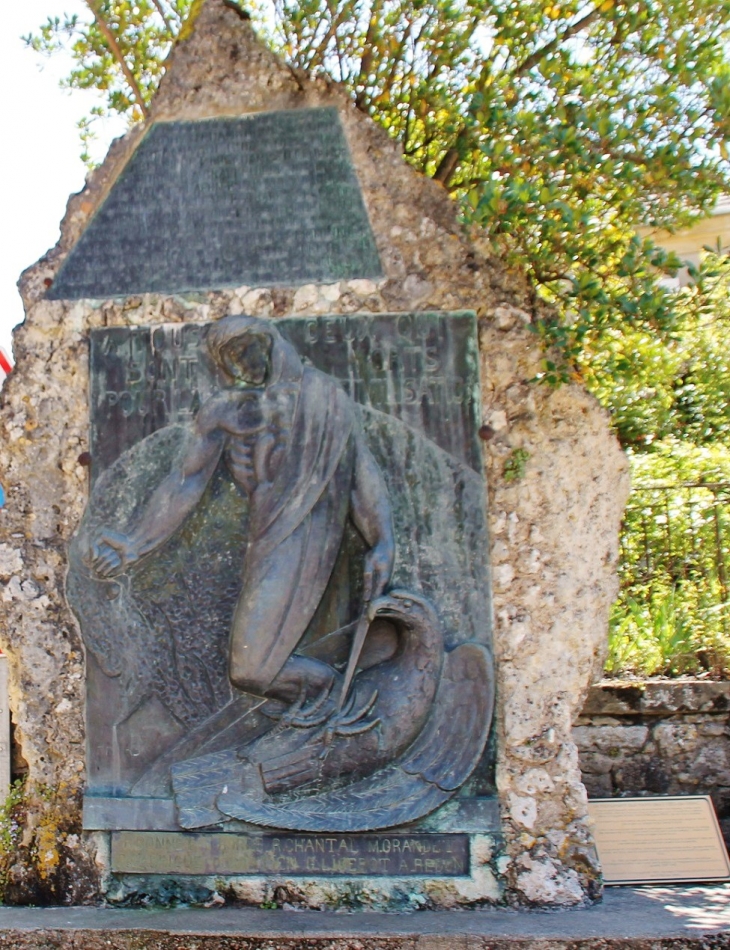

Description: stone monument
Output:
[0,0,628,907]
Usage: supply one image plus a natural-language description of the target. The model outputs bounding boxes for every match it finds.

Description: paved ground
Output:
[0,884,727,943]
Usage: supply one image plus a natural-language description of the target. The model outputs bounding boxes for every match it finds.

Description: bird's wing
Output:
[401,641,494,790]
[216,761,451,832]
[215,641,494,832]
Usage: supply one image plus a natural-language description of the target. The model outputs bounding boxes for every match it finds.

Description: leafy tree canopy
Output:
[24,0,730,381]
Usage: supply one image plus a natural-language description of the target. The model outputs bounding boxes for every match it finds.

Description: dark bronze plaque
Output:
[111,832,469,876]
[48,108,382,300]
[70,312,495,836]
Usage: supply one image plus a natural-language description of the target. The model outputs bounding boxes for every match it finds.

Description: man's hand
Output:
[87,530,139,578]
[363,541,394,603]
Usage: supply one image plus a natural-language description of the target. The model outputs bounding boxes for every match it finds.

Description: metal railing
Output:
[620,482,730,608]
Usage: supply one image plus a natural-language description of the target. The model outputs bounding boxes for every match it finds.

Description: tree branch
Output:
[434,4,605,186]
[304,1,352,77]
[85,0,150,118]
[355,0,379,109]
[382,21,414,100]
[150,0,175,36]
[432,59,490,184]
[512,5,604,77]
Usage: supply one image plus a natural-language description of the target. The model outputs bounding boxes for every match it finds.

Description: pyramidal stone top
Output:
[48,3,386,300]
[148,0,309,122]
[28,0,490,312]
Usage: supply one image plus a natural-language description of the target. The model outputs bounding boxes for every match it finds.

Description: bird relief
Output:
[68,314,495,832]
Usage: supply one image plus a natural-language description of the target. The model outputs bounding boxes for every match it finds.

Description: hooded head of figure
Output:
[206,315,303,388]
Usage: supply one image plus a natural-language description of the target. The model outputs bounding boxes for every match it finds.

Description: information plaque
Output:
[589,796,730,884]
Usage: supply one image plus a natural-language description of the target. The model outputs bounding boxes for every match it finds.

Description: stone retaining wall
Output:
[574,681,730,836]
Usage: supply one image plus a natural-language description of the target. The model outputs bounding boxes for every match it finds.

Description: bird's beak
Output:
[371,599,401,620]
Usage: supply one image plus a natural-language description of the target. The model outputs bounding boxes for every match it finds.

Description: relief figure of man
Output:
[88,314,395,708]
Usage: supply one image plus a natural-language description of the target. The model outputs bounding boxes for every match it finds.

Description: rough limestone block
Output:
[0,0,628,906]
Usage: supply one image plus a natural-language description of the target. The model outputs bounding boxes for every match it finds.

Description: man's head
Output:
[219,331,272,386]
[207,314,301,388]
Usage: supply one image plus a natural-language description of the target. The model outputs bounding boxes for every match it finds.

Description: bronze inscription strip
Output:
[111,831,470,877]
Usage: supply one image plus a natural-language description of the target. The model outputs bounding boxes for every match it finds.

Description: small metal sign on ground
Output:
[588,796,730,885]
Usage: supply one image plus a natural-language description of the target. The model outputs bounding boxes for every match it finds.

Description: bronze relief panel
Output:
[69,312,494,843]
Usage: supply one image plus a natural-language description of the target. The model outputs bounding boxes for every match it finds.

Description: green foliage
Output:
[0,779,27,900]
[587,254,730,450]
[608,434,730,679]
[604,273,730,680]
[264,0,730,366]
[0,780,25,856]
[503,447,530,482]
[607,588,730,678]
[23,0,730,355]
[630,437,730,486]
[606,591,698,677]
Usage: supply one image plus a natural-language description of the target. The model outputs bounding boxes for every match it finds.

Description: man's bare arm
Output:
[350,433,395,602]
[89,420,225,578]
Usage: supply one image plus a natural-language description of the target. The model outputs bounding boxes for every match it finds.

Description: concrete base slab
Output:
[0,885,728,948]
